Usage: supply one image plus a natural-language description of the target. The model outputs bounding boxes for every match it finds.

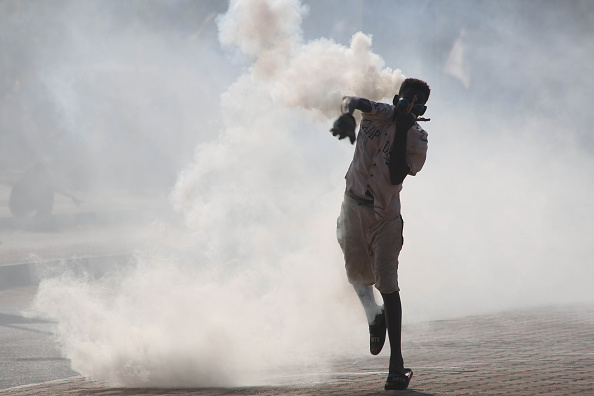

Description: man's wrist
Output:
[341,97,358,115]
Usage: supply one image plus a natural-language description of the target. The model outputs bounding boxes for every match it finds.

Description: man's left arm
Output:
[389,112,416,185]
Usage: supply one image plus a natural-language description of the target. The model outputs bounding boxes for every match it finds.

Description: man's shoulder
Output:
[410,123,429,142]
[363,101,394,120]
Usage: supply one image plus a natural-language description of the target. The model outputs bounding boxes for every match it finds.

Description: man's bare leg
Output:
[352,284,382,323]
[353,284,386,355]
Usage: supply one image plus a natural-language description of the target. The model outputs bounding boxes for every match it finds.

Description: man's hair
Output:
[399,78,431,100]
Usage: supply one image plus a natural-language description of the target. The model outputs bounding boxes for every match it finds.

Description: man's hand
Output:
[393,110,416,133]
[330,114,356,144]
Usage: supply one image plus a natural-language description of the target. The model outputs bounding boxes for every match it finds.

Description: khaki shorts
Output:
[336,193,404,293]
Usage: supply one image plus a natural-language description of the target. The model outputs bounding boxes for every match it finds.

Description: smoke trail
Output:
[30,0,405,387]
[217,0,404,119]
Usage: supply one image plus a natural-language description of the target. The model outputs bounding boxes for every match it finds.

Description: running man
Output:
[331,78,431,390]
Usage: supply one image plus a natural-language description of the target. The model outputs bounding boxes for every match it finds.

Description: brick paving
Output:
[1,305,593,395]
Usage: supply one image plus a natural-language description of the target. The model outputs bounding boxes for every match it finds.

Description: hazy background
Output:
[0,0,592,388]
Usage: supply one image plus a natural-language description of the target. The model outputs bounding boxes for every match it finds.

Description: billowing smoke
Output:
[216,0,403,119]
[23,0,594,389]
[30,0,407,387]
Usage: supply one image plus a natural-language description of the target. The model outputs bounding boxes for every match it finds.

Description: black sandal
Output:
[384,368,413,390]
[369,310,386,355]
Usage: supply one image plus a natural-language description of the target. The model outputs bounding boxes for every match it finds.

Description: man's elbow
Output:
[390,162,410,185]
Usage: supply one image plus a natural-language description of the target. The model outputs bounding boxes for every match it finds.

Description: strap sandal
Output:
[384,368,413,391]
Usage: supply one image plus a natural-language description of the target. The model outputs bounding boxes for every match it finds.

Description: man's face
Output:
[396,87,428,116]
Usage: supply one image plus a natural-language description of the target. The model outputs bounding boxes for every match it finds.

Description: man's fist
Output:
[330,114,356,144]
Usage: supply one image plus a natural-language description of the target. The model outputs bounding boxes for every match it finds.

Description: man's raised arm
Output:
[330,96,373,144]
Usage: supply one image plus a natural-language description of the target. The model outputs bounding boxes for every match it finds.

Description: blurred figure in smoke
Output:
[331,78,430,391]
[9,161,81,219]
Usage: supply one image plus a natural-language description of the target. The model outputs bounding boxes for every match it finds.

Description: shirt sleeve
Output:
[362,101,395,122]
[406,124,429,176]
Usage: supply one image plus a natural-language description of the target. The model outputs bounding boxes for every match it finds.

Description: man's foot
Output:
[369,310,386,355]
[384,368,413,391]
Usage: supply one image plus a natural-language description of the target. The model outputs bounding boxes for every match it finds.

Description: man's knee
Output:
[373,271,400,294]
[375,283,400,294]
[347,269,376,287]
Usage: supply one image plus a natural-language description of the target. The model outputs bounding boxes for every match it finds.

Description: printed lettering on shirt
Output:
[372,101,392,115]
[360,119,380,141]
[418,129,428,142]
[383,141,392,165]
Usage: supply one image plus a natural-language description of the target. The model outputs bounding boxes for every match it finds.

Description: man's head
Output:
[393,78,431,116]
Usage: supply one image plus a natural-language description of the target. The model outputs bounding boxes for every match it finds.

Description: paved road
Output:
[0,287,78,389]
[1,289,593,395]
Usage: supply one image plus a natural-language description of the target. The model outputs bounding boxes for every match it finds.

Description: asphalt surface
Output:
[0,286,79,389]
[1,284,593,395]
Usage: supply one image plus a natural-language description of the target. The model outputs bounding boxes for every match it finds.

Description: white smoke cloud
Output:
[217,0,404,119]
[444,28,470,89]
[30,0,405,387]
[217,0,306,62]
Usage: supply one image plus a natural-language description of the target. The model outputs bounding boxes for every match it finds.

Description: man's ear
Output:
[392,94,400,106]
